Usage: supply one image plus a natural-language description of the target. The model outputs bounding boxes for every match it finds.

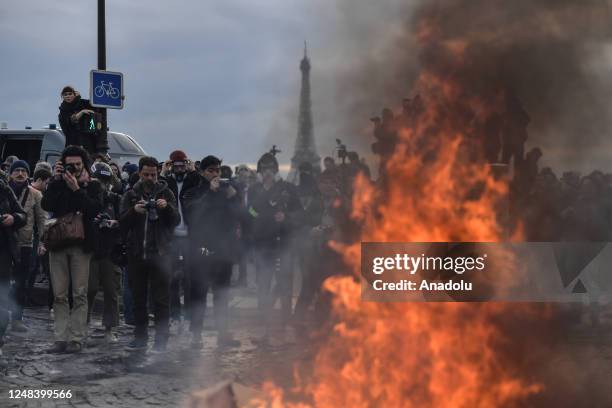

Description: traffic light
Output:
[80,111,103,134]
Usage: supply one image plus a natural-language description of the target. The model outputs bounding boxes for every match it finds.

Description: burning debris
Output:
[247,1,612,407]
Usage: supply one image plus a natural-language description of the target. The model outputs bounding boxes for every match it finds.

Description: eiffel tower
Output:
[288,42,320,183]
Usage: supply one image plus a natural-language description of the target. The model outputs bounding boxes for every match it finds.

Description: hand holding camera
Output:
[93,212,118,229]
[135,198,161,221]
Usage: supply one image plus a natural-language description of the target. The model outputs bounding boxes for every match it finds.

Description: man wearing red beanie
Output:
[161,150,199,326]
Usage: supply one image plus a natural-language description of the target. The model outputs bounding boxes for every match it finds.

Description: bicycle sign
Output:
[90,70,124,109]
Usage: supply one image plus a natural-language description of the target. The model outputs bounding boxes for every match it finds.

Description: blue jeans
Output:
[122,266,134,324]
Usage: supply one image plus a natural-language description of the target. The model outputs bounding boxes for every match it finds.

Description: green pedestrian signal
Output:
[89,117,95,130]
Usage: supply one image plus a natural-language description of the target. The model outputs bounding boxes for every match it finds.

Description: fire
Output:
[251,16,550,408]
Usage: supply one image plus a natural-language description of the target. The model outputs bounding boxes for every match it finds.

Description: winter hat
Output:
[124,163,139,175]
[169,150,187,163]
[9,160,30,175]
[61,86,76,95]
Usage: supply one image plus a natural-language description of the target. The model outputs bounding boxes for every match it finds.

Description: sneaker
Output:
[46,341,67,354]
[217,334,240,348]
[151,341,167,353]
[11,320,28,332]
[125,338,148,351]
[65,341,82,353]
[104,331,118,343]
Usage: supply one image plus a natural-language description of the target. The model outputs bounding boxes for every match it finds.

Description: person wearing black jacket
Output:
[182,155,241,348]
[58,86,107,155]
[248,153,302,331]
[0,177,27,355]
[87,162,122,343]
[160,150,199,324]
[120,156,180,352]
[41,145,104,354]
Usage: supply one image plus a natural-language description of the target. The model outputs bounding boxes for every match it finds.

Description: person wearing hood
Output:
[7,160,47,332]
[120,156,180,352]
[0,175,27,356]
[1,156,19,174]
[58,86,107,154]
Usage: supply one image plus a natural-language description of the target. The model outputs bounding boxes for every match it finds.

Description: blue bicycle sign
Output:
[90,70,124,109]
[94,81,120,99]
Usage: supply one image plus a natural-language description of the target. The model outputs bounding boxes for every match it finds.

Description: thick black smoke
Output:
[332,0,612,172]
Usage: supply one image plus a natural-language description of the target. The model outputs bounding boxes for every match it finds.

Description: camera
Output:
[143,198,159,221]
[219,178,231,186]
[64,163,77,175]
[0,214,7,224]
[93,212,113,229]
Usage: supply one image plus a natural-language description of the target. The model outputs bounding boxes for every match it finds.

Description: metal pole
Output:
[97,0,109,153]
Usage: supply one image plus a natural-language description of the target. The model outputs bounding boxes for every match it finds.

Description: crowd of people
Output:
[0,137,363,357]
[2,85,607,359]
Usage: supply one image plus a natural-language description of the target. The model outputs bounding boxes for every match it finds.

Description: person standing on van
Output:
[42,146,103,354]
[58,86,99,155]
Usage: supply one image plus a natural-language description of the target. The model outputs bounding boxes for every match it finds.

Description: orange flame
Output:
[252,24,547,408]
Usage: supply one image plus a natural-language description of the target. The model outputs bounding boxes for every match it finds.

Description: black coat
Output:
[41,177,104,253]
[92,190,122,259]
[0,180,27,262]
[247,180,303,248]
[58,95,108,153]
[119,179,180,258]
[182,177,240,260]
[58,95,93,148]
[162,171,200,210]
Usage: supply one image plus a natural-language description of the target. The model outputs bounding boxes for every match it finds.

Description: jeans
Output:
[254,246,293,322]
[189,251,233,337]
[49,245,92,343]
[11,246,32,321]
[122,266,134,324]
[0,248,12,347]
[128,255,170,343]
[88,257,121,328]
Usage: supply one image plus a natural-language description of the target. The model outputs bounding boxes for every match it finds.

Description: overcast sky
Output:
[2,1,612,174]
[0,0,370,169]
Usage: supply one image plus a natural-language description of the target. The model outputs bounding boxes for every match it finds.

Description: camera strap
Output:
[20,186,29,208]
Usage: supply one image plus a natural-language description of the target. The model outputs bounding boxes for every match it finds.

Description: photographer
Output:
[7,160,47,332]
[120,156,180,352]
[41,145,104,354]
[161,150,199,324]
[182,156,241,348]
[249,152,302,332]
[87,162,122,343]
[0,177,27,356]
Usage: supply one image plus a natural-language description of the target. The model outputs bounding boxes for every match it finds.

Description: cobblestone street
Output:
[3,290,612,407]
[0,287,315,407]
